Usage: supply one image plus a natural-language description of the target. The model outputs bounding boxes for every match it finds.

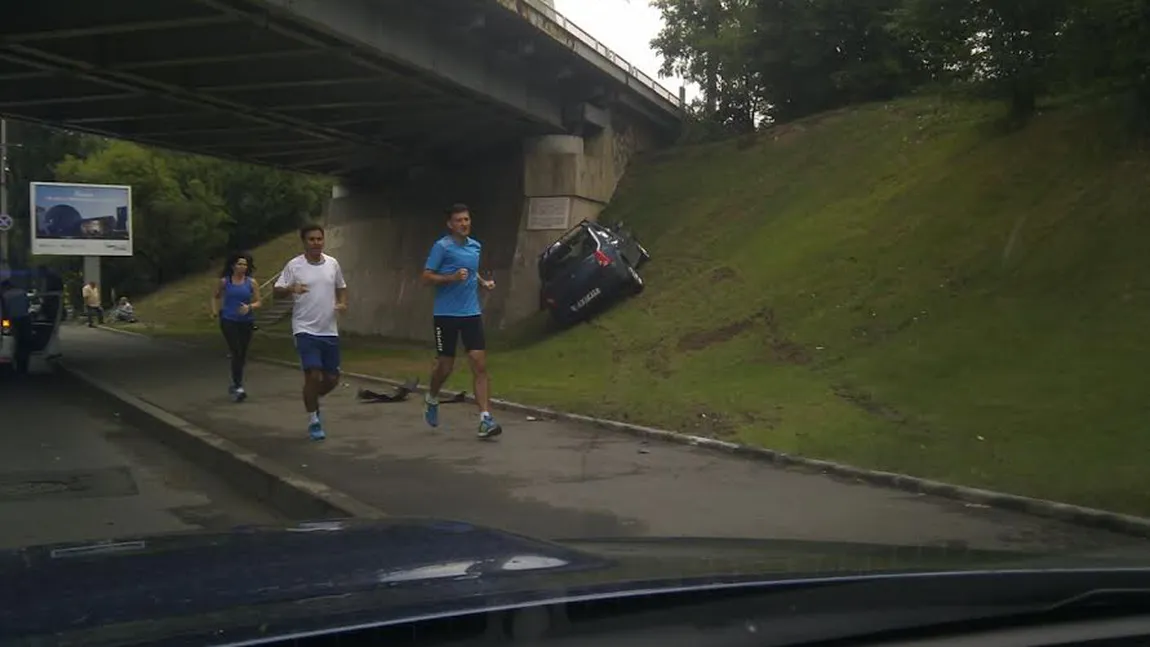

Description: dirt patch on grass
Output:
[763,309,813,365]
[677,317,757,352]
[709,266,738,282]
[770,340,812,364]
[831,384,933,440]
[832,384,909,424]
[644,346,673,378]
[676,307,813,365]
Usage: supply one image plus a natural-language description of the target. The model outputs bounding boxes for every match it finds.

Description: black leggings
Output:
[220,319,254,386]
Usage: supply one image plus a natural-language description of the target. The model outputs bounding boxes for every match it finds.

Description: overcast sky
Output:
[552,0,693,100]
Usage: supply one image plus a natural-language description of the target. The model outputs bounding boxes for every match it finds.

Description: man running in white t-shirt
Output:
[273,224,348,441]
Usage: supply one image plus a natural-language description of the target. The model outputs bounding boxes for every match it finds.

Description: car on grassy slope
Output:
[538,219,650,327]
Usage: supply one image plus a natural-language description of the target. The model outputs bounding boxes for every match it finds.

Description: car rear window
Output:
[541,226,598,281]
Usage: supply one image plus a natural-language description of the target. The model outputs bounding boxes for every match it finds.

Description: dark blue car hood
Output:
[1,518,608,645]
[1,517,1138,646]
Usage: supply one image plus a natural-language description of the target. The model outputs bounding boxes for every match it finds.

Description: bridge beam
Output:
[222,0,567,131]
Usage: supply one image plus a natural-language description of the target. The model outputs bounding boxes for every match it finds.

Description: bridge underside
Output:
[0,0,653,178]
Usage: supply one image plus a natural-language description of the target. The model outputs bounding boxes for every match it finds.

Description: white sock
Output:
[426,392,439,405]
[308,411,319,424]
[480,411,491,421]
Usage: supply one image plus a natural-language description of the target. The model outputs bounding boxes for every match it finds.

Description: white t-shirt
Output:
[274,253,347,337]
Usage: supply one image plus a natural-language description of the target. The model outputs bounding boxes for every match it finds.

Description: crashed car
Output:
[538,219,650,326]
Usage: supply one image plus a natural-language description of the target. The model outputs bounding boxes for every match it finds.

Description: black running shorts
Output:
[433,315,486,357]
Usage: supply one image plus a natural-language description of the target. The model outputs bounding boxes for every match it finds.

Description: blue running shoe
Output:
[308,421,326,441]
[478,415,502,439]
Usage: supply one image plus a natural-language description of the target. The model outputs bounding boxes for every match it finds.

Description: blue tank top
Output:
[220,277,255,322]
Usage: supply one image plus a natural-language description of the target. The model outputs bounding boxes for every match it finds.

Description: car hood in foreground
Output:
[2,517,1144,646]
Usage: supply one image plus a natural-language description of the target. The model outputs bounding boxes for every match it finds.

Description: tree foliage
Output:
[2,121,99,270]
[652,0,1150,131]
[37,134,331,297]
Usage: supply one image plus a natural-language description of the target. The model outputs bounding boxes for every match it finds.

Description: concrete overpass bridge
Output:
[0,0,684,338]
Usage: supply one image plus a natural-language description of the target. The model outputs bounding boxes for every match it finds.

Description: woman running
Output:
[211,252,261,401]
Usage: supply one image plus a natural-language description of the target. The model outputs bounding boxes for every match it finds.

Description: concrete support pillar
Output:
[322,154,525,342]
[502,135,606,325]
[501,120,637,327]
[320,109,652,342]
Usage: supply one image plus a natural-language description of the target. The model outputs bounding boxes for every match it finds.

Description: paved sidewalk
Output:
[60,326,1148,553]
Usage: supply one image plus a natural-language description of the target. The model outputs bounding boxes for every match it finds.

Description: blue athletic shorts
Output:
[294,333,341,374]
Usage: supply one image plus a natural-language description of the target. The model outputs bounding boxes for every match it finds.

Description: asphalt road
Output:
[0,368,285,550]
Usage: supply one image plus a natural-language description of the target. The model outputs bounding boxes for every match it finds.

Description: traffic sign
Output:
[0,213,12,231]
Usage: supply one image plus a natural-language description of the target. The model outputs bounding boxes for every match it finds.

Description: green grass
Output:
[127,93,1150,516]
[125,232,302,336]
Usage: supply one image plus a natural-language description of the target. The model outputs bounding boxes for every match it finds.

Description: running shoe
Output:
[478,415,502,439]
[308,420,326,441]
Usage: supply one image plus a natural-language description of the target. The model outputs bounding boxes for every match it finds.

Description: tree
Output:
[652,0,926,128]
[190,159,331,252]
[1058,0,1150,116]
[3,121,102,269]
[55,141,230,294]
[49,140,331,296]
[753,0,923,122]
[892,0,1072,122]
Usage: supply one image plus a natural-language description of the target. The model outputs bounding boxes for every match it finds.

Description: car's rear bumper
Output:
[544,266,633,323]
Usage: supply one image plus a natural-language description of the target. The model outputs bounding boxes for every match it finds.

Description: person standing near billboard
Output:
[81,281,102,327]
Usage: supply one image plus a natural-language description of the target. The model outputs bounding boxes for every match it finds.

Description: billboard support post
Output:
[82,255,101,296]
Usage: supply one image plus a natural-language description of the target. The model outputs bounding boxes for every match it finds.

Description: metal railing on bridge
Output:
[511,0,685,111]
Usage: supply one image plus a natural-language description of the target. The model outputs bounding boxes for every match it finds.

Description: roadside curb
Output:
[92,325,1150,539]
[59,354,387,522]
[254,357,1150,540]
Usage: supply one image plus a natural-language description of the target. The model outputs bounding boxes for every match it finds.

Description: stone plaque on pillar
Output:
[525,196,571,231]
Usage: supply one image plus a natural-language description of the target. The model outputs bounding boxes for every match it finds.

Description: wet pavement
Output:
[0,365,284,550]
[57,325,1150,555]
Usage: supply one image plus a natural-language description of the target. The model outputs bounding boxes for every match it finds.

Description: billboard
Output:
[30,182,132,257]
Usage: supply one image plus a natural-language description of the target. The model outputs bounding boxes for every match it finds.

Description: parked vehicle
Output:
[0,268,64,376]
[538,219,650,326]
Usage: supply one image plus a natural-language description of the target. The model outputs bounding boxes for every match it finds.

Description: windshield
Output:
[3,0,1150,644]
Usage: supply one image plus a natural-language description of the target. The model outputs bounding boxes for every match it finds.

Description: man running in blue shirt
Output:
[421,203,501,439]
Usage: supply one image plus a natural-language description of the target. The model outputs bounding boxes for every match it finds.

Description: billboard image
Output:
[30,182,132,257]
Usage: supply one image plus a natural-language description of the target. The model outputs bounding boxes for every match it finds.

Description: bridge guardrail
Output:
[514,0,685,111]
